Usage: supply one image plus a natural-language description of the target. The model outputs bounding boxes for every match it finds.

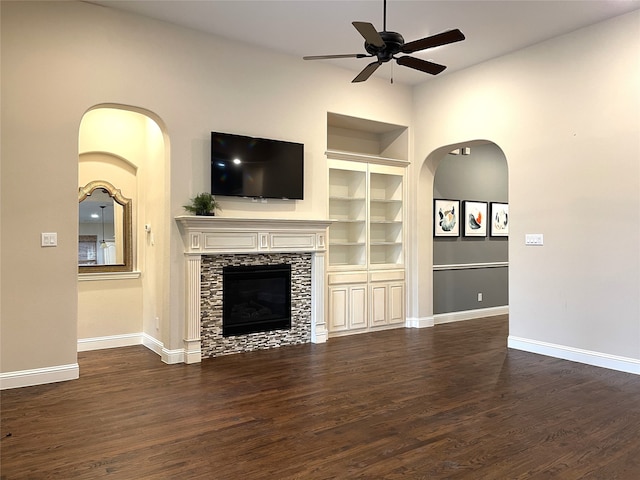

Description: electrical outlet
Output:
[477,293,483,302]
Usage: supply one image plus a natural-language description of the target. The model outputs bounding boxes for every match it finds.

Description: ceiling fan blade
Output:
[352,61,382,83]
[303,53,369,60]
[352,21,385,47]
[402,29,465,54]
[396,56,447,75]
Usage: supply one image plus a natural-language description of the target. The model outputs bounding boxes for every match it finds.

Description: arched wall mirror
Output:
[78,180,133,273]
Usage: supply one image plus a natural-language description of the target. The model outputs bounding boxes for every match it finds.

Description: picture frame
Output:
[434,199,460,237]
[490,202,509,237]
[463,200,488,237]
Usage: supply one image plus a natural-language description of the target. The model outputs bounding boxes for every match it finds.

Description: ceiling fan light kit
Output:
[303,0,465,83]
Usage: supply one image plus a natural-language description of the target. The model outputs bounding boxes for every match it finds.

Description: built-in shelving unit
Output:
[326,113,408,337]
[369,170,403,266]
[328,164,367,267]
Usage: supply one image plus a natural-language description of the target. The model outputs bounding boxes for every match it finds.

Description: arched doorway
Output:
[411,140,508,328]
[432,142,508,323]
[77,105,170,353]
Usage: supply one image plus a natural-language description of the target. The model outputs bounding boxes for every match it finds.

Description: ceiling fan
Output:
[303,0,465,83]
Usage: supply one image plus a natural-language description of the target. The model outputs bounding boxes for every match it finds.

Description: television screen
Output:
[211,132,304,200]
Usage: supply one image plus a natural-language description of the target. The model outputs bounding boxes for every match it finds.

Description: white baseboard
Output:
[406,316,435,328]
[2,333,178,390]
[78,333,169,360]
[78,332,186,364]
[0,363,79,390]
[434,306,509,325]
[162,347,186,364]
[142,333,164,356]
[77,333,143,352]
[78,332,187,364]
[508,336,640,375]
[312,329,329,344]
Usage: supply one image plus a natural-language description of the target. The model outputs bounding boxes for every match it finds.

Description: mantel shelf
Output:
[176,215,332,232]
[175,216,333,255]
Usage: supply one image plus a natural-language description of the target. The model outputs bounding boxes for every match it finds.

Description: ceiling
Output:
[88,0,640,86]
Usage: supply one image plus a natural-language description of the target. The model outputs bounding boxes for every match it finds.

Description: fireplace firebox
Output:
[222,264,292,337]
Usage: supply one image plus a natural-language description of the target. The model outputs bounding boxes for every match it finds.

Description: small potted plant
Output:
[183,192,221,216]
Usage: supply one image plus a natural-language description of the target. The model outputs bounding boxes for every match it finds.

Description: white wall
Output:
[0,1,412,381]
[409,10,640,369]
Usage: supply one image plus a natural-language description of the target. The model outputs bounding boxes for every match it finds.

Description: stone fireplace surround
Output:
[201,253,312,358]
[176,216,332,363]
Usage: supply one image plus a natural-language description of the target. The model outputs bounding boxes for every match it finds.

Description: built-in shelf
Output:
[329,195,366,201]
[326,113,408,336]
[326,112,409,163]
[325,150,410,168]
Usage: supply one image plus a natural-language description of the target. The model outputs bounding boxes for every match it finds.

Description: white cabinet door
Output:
[349,284,368,330]
[328,286,349,332]
[370,282,405,328]
[328,284,368,333]
[370,284,388,327]
[388,283,405,325]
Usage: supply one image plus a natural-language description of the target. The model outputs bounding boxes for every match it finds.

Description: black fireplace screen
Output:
[222,264,292,336]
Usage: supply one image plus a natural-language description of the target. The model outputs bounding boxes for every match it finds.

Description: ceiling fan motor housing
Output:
[365,31,404,62]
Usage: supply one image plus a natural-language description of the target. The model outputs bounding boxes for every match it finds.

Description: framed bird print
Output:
[490,202,509,237]
[434,199,460,237]
[463,201,488,237]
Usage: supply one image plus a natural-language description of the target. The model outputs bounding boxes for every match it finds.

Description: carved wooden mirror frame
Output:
[78,180,133,273]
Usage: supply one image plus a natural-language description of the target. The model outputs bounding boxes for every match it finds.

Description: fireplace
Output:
[223,264,291,336]
[176,216,331,363]
[200,253,313,358]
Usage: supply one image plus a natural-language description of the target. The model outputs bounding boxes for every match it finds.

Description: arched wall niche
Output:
[412,139,508,325]
[77,104,171,353]
[79,150,138,174]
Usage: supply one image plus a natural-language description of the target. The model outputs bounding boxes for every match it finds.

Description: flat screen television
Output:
[211,131,304,200]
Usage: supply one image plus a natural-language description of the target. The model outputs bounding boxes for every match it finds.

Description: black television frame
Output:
[211,131,304,200]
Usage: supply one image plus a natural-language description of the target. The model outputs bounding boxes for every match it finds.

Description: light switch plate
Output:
[41,232,58,247]
[525,233,544,246]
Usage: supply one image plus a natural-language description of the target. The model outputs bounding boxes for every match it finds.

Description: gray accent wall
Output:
[433,143,508,314]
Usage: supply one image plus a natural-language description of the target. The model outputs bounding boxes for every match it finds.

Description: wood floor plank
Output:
[2,315,640,479]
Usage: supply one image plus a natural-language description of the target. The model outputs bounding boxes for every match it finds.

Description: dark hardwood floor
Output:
[2,315,640,479]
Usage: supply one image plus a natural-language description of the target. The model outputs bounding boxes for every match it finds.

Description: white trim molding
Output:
[1,363,79,390]
[78,271,142,282]
[142,333,164,357]
[325,149,410,168]
[77,332,186,365]
[77,332,143,351]
[406,316,435,328]
[508,336,640,375]
[140,334,185,364]
[434,306,509,325]
[433,262,508,271]
[162,347,186,364]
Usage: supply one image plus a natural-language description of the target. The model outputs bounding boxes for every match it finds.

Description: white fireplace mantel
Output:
[175,216,332,363]
[175,216,331,255]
